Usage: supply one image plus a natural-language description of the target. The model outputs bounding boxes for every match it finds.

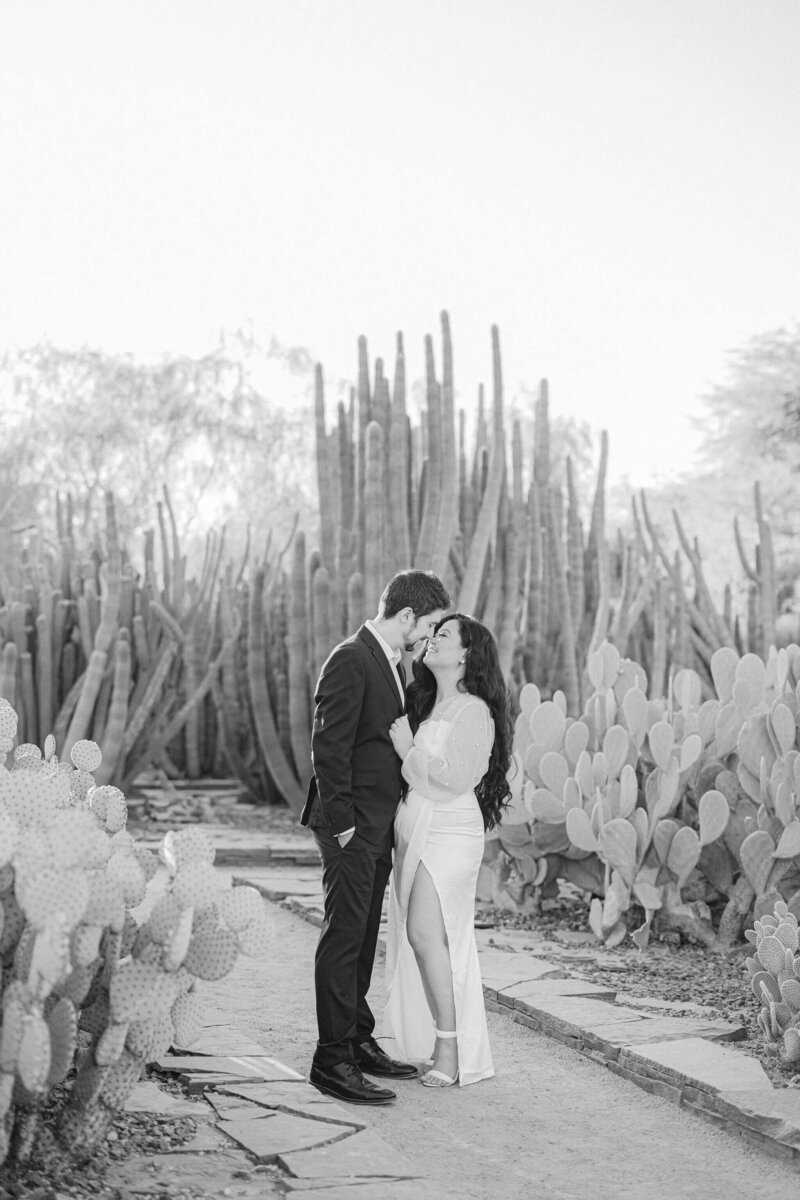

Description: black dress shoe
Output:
[354,1037,418,1079]
[309,1059,396,1105]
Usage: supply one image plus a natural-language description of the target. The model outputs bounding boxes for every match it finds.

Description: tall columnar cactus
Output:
[459,326,506,616]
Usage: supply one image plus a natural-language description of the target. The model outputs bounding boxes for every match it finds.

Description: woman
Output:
[384,613,513,1088]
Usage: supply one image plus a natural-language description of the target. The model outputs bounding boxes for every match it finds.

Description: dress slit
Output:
[383,784,494,1086]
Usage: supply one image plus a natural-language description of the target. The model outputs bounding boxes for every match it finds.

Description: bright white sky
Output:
[1,0,798,489]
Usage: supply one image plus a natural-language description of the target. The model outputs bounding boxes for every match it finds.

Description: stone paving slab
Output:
[618,994,727,1018]
[220,1113,354,1161]
[709,1088,800,1152]
[172,1025,277,1057]
[510,994,648,1029]
[281,1178,422,1192]
[580,1016,746,1056]
[236,868,324,900]
[618,1037,774,1094]
[279,1131,422,1178]
[158,1054,304,1081]
[106,1149,273,1198]
[217,1081,368,1127]
[124,1080,213,1118]
[499,977,618,1005]
[206,1093,277,1120]
[285,895,325,925]
[284,1183,454,1199]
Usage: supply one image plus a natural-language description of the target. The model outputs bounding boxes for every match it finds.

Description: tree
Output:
[611,324,800,607]
[0,332,321,565]
[695,323,800,474]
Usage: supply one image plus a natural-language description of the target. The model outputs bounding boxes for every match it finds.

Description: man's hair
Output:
[378,570,451,620]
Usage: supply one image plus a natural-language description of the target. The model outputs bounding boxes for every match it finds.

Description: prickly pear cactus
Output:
[0,697,273,1171]
[746,899,800,1063]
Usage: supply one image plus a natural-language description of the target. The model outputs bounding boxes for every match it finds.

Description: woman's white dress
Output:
[383,694,495,1086]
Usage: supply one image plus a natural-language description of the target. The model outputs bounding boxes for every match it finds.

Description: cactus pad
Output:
[106,852,146,907]
[754,971,781,1003]
[70,923,104,969]
[90,785,128,833]
[782,1027,800,1063]
[698,790,729,847]
[83,873,126,932]
[67,769,95,807]
[0,994,26,1071]
[134,846,158,883]
[126,1012,175,1063]
[780,978,800,1010]
[237,912,272,957]
[774,920,800,953]
[46,997,78,1085]
[740,830,778,895]
[96,1020,132,1066]
[758,934,789,976]
[529,702,567,752]
[221,886,268,933]
[0,807,20,869]
[16,867,90,930]
[172,860,224,909]
[170,991,204,1048]
[162,827,215,874]
[109,961,181,1022]
[183,924,238,980]
[70,740,102,773]
[163,906,195,971]
[18,1014,52,1093]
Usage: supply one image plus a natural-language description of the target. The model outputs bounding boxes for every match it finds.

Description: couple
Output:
[300,569,512,1105]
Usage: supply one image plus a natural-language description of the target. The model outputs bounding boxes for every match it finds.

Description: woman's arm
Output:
[401,700,493,797]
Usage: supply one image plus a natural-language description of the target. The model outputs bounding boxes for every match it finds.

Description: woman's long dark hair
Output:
[405,613,513,830]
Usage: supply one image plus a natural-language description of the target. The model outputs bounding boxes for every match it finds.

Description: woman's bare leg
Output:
[406,862,458,1078]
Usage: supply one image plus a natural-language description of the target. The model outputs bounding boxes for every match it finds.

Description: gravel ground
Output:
[0,1080,197,1200]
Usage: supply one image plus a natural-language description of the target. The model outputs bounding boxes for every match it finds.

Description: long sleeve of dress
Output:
[401,698,494,802]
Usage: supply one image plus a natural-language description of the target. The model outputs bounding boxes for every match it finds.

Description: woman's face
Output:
[422,618,465,672]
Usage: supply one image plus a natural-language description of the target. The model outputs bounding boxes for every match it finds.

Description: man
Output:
[301,569,451,1105]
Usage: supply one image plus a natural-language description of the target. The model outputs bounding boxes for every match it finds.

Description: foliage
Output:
[0,332,317,556]
[695,324,800,473]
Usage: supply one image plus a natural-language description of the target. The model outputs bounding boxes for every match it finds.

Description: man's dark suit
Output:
[301,624,405,1069]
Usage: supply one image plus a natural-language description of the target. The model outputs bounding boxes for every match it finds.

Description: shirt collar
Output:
[365,619,401,667]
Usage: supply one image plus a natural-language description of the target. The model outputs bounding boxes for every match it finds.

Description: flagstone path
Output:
[123,821,800,1199]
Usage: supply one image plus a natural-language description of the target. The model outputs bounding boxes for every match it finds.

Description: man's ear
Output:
[399,606,415,625]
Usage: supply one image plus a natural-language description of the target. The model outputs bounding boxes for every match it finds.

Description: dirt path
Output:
[200,884,798,1200]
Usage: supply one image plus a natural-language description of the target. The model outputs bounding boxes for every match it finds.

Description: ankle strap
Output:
[434,1028,457,1038]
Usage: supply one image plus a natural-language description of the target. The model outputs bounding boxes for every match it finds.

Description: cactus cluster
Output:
[747,899,800,1063]
[494,634,800,955]
[0,697,272,1170]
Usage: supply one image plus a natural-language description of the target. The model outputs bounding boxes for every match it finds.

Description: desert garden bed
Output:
[477,890,800,1090]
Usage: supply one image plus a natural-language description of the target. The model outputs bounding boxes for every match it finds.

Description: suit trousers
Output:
[311,826,393,1068]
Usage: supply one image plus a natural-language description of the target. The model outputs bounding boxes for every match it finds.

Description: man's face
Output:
[403,608,447,653]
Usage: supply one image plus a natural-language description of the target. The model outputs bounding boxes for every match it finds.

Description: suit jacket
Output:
[300,625,405,844]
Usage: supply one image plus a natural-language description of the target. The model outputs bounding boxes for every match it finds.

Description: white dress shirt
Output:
[365,619,405,704]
